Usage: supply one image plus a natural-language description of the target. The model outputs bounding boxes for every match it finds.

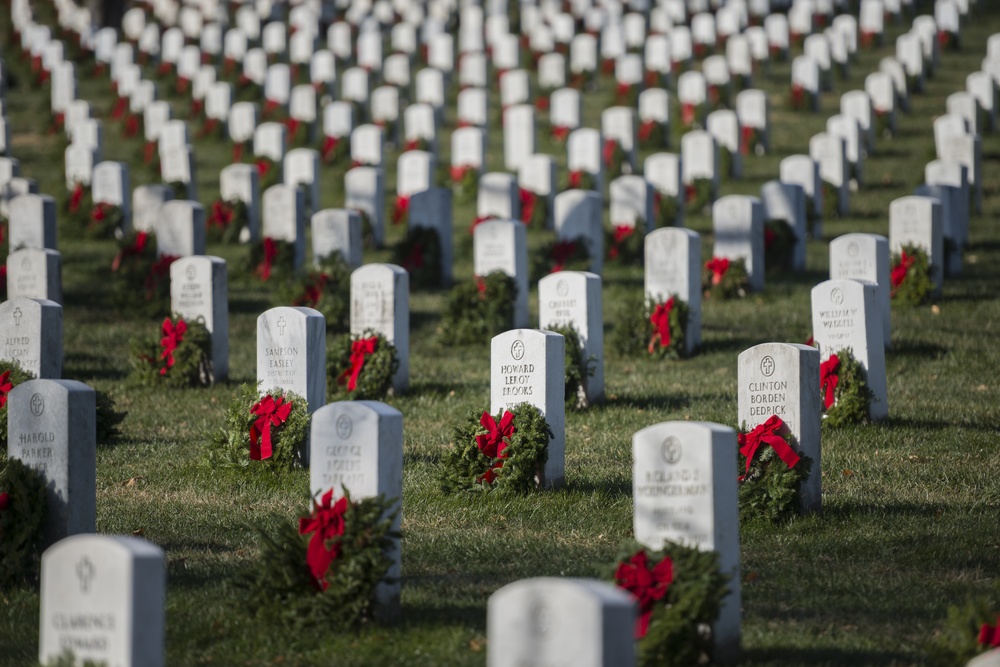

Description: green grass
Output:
[1,3,1000,666]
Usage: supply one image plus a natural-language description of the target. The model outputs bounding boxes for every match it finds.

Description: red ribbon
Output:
[890,250,914,293]
[551,125,571,142]
[69,183,85,214]
[685,183,698,203]
[601,58,615,75]
[111,96,128,120]
[638,119,658,142]
[608,224,634,260]
[176,77,190,94]
[293,274,329,308]
[299,489,349,590]
[938,30,950,48]
[209,200,234,229]
[0,491,8,512]
[232,142,244,163]
[681,102,696,127]
[112,231,149,271]
[791,84,805,108]
[255,158,272,180]
[519,188,536,225]
[123,115,139,138]
[284,117,300,139]
[321,135,339,162]
[741,126,755,155]
[338,337,378,392]
[49,112,65,135]
[0,370,13,408]
[199,118,219,139]
[249,394,293,461]
[614,550,674,639]
[257,237,279,280]
[979,618,1000,648]
[450,165,471,183]
[706,257,730,285]
[144,255,178,301]
[534,96,550,111]
[648,298,674,353]
[568,170,583,189]
[737,415,801,480]
[475,410,515,484]
[550,240,577,273]
[603,139,619,171]
[159,318,187,376]
[475,275,488,297]
[764,225,777,251]
[157,62,172,76]
[143,140,157,165]
[392,194,410,224]
[402,243,425,272]
[616,82,632,101]
[263,98,281,118]
[820,354,840,410]
[469,215,495,234]
[405,138,423,152]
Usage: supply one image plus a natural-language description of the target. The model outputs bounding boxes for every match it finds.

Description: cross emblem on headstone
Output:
[76,557,95,594]
[761,356,775,377]
[12,307,22,326]
[276,316,287,336]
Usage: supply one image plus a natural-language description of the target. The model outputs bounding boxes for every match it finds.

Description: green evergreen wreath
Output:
[452,167,479,204]
[441,271,517,345]
[764,219,796,273]
[0,360,36,459]
[532,238,591,279]
[254,156,280,191]
[205,198,249,244]
[130,317,213,387]
[439,404,552,494]
[890,244,934,306]
[611,540,729,667]
[111,232,176,319]
[521,189,549,230]
[926,587,1000,667]
[165,180,189,201]
[822,348,875,428]
[545,324,595,410]
[686,178,713,214]
[238,490,398,630]
[565,169,596,192]
[326,330,399,401]
[604,141,627,181]
[610,294,690,359]
[247,237,297,283]
[86,202,124,239]
[60,184,93,238]
[276,253,351,335]
[737,420,812,525]
[606,223,645,263]
[821,180,840,219]
[0,457,48,588]
[702,257,750,300]
[392,226,442,290]
[655,193,680,229]
[719,146,733,182]
[205,383,310,469]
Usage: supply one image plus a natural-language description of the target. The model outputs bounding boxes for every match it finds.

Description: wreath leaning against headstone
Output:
[205,383,310,470]
[326,330,399,401]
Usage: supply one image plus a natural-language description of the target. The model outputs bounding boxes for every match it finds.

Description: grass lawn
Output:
[1,2,1000,665]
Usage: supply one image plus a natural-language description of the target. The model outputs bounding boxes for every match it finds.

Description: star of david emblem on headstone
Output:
[276,316,287,335]
[12,307,22,326]
[76,557,95,594]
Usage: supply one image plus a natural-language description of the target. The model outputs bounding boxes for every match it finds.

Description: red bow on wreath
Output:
[552,125,571,142]
[741,126,756,155]
[209,200,234,229]
[232,142,245,164]
[614,550,674,639]
[143,140,157,165]
[791,84,805,107]
[69,183,85,214]
[638,119,658,142]
[681,102,696,127]
[706,257,730,285]
[568,170,583,189]
[321,135,340,162]
[648,298,675,353]
[298,489,348,590]
[249,394,293,461]
[737,415,800,481]
[890,250,915,293]
[123,115,140,138]
[255,158,272,180]
[338,337,378,392]
[111,96,129,120]
[519,188,537,225]
[820,354,840,410]
[608,224,634,260]
[979,618,1000,648]
[476,410,515,484]
[550,240,577,273]
[402,243,425,272]
[615,82,632,101]
[284,117,300,139]
[111,231,149,271]
[392,194,410,224]
[293,274,329,308]
[602,139,619,170]
[159,318,187,376]
[263,98,281,118]
[450,165,471,183]
[0,370,13,408]
[0,491,8,512]
[256,237,279,281]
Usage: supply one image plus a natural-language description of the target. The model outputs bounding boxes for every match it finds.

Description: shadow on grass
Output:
[697,336,760,355]
[888,339,949,358]
[400,598,488,629]
[564,477,632,497]
[64,351,129,380]
[230,295,272,315]
[742,646,909,666]
[603,391,691,413]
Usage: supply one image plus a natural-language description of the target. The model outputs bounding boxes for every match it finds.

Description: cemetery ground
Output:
[2,5,1000,666]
